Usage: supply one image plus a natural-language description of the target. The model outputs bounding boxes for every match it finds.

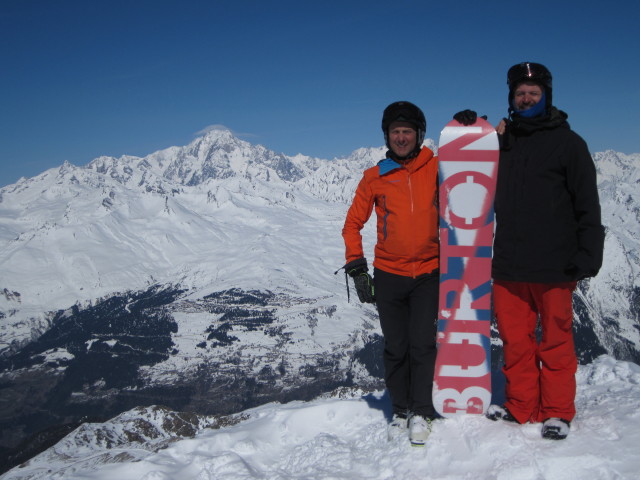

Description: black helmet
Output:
[507,62,553,108]
[381,101,426,147]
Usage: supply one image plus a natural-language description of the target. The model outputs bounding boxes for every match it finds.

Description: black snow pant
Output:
[374,267,439,418]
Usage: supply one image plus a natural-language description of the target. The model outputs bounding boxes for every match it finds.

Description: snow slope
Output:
[3,355,639,480]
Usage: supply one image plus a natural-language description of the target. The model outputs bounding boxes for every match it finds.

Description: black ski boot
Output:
[486,405,520,423]
[541,418,571,440]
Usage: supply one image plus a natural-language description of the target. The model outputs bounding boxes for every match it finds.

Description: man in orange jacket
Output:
[342,101,439,446]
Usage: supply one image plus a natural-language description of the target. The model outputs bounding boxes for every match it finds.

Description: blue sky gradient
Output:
[1,0,639,186]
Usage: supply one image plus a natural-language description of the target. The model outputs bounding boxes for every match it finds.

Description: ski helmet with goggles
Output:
[381,101,426,148]
[507,62,553,109]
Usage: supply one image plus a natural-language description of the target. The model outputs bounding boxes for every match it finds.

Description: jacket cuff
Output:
[344,258,368,276]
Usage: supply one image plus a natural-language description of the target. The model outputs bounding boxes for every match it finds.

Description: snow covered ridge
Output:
[0,128,638,473]
[0,128,634,345]
[0,405,233,477]
[2,355,639,480]
[0,128,635,361]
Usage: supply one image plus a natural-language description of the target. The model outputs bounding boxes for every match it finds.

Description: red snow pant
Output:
[493,280,578,424]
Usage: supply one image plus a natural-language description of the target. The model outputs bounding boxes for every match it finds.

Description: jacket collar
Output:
[508,106,569,134]
[377,147,434,176]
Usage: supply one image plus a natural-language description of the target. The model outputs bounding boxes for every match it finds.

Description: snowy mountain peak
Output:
[187,126,244,153]
[198,124,235,137]
[594,150,640,187]
[80,127,314,188]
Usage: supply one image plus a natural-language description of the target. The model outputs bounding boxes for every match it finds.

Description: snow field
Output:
[9,356,636,480]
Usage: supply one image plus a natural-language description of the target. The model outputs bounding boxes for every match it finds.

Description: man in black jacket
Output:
[484,62,605,440]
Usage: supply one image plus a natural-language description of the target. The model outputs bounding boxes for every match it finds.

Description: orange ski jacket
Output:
[342,146,439,278]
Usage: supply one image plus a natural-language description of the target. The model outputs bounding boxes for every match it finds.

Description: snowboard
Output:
[432,117,499,417]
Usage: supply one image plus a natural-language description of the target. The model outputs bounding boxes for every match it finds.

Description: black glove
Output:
[344,257,367,276]
[344,258,376,303]
[453,110,487,126]
[353,272,375,303]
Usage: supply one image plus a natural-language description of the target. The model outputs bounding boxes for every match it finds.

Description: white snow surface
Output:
[3,355,640,480]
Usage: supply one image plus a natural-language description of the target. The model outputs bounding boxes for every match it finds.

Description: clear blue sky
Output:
[1,0,639,187]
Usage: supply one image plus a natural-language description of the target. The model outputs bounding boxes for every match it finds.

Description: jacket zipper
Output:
[407,171,417,278]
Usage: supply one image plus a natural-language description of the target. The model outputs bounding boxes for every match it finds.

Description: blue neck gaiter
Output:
[513,92,547,118]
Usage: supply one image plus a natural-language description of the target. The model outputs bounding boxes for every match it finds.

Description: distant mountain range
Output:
[0,127,637,472]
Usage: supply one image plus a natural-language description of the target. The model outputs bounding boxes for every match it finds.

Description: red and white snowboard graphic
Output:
[433,117,499,417]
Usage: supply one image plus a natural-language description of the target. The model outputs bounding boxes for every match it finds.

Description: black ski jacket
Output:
[492,107,605,283]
